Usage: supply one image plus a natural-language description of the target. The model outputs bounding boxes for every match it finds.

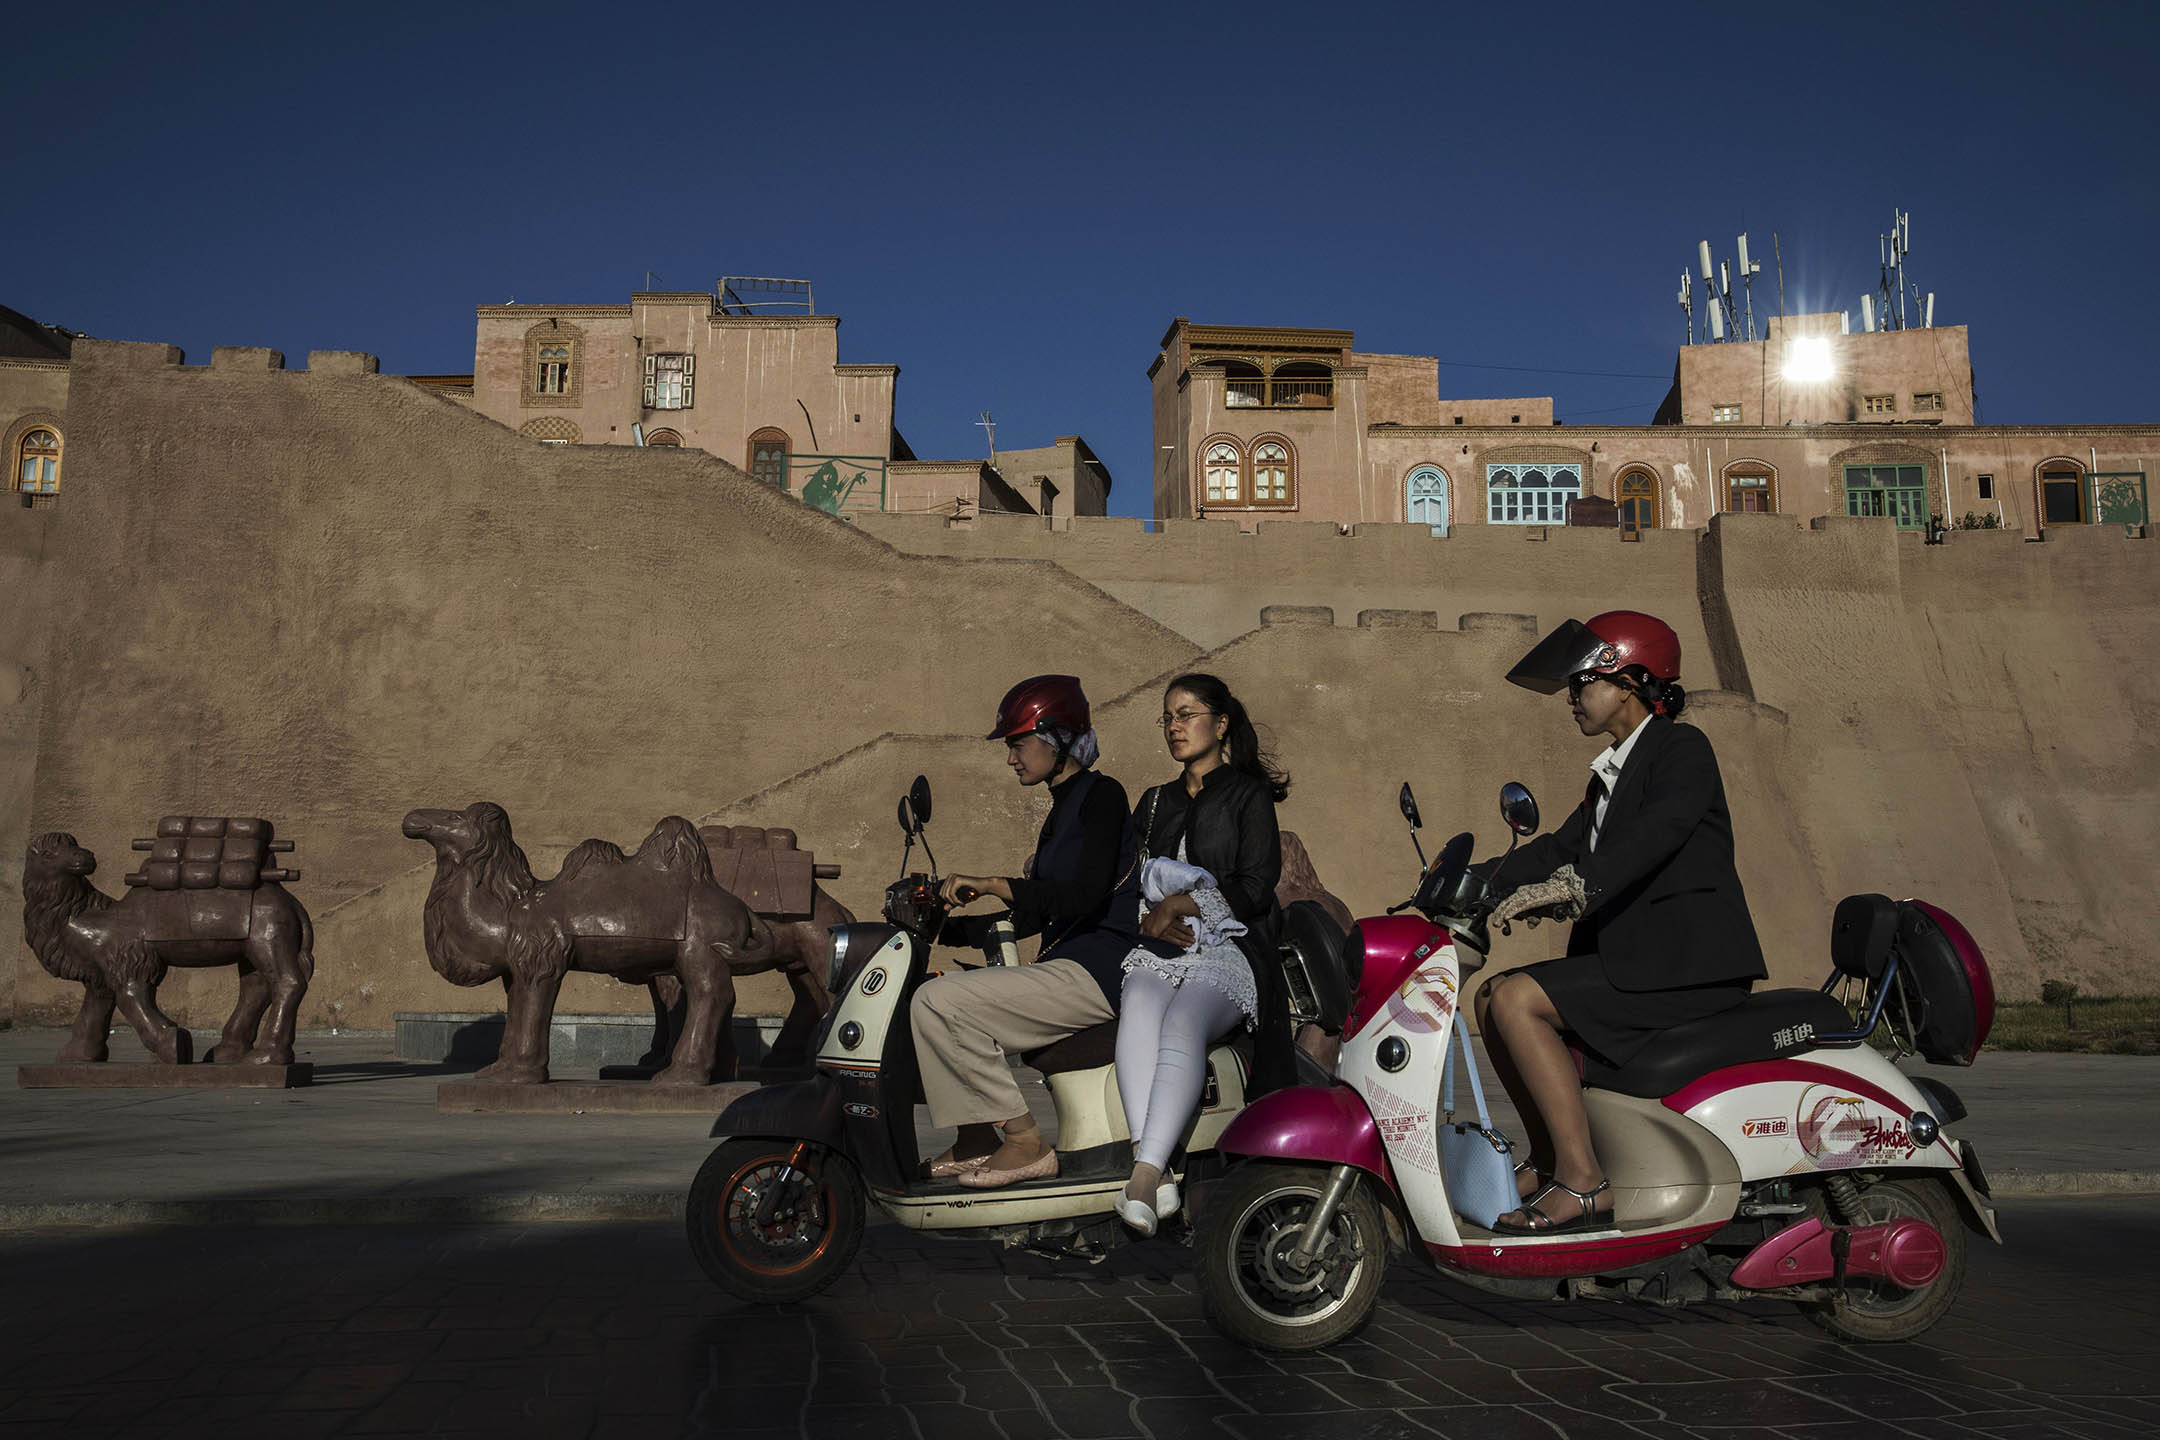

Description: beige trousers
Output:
[910,959,1116,1128]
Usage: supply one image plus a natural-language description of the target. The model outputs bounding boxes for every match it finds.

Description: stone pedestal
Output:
[18,1063,313,1089]
[436,1079,757,1115]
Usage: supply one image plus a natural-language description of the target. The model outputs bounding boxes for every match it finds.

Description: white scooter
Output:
[686,776,1345,1302]
[1193,781,2002,1351]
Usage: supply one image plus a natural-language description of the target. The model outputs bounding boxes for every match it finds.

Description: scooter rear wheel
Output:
[688,1138,865,1304]
[1802,1174,1967,1343]
[1195,1162,1387,1353]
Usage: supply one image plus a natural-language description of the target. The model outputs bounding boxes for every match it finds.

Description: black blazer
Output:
[1496,717,1765,993]
[1137,767,1298,1096]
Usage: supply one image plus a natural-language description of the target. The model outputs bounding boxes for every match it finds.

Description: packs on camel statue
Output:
[22,822,313,1067]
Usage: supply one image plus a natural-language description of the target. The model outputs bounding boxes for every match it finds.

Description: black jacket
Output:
[1496,717,1765,992]
[1137,766,1297,1095]
[1004,769,1142,1005]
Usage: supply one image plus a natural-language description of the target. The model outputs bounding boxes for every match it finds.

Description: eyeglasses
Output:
[1157,708,1217,730]
[1566,673,1607,697]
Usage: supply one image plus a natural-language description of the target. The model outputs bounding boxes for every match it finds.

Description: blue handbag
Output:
[1439,1019,1519,1229]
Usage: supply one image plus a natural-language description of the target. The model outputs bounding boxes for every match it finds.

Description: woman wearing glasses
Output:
[1113,673,1293,1235]
[1474,611,1765,1234]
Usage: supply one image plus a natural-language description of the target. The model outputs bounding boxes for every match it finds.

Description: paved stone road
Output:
[2,1195,2155,1440]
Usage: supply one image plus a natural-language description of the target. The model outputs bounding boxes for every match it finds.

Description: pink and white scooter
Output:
[1192,782,2001,1352]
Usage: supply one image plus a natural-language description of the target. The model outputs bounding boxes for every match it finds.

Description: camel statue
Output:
[404,802,770,1086]
[21,830,315,1066]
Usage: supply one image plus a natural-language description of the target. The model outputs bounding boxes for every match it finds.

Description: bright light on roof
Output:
[1783,337,1834,383]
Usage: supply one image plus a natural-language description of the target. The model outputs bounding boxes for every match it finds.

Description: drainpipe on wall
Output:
[1941,447,1951,534]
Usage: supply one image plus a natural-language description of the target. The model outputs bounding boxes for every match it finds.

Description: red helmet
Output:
[986,674,1090,742]
[1507,611,1681,694]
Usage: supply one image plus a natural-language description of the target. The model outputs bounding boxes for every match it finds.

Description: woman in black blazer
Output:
[1473,611,1766,1234]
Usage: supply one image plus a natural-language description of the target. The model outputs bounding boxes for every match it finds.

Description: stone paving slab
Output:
[1,1028,2156,1231]
[17,1061,313,1088]
[0,1195,2152,1440]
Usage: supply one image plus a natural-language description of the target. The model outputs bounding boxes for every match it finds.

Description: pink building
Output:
[1152,315,2152,539]
[465,287,1111,519]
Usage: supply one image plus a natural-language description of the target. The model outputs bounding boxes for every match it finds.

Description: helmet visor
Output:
[1505,619,1614,694]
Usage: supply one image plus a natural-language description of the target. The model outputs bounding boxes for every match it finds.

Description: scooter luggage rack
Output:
[1813,949,1922,1052]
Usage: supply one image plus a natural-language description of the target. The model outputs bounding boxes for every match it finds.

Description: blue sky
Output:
[7,1,2154,518]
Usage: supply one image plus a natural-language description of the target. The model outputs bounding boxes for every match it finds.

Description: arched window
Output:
[15,428,60,494]
[748,427,790,488]
[643,428,683,448]
[1485,463,1581,524]
[522,321,584,405]
[1251,439,1294,507]
[2036,458,2085,526]
[1617,468,1659,534]
[1406,465,1449,536]
[1723,462,1777,514]
[1203,440,1243,505]
[1841,463,1927,528]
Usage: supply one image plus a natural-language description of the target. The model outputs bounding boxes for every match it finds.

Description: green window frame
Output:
[1843,464,1929,530]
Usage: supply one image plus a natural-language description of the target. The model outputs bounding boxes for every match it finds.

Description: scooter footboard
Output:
[710,1073,843,1144]
[1217,1084,1393,1188]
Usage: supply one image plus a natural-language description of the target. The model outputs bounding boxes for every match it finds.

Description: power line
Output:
[1435,359,1671,381]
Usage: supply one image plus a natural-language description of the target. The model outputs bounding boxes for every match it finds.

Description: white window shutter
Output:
[681,354,694,407]
[642,353,656,408]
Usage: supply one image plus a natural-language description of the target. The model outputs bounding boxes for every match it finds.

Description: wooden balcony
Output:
[1223,375,1333,409]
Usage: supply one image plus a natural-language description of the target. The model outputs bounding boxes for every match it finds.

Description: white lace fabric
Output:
[1120,842,1259,1027]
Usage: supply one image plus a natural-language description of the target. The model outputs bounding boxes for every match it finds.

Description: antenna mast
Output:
[1678,271,1694,346]
[1736,233,1763,342]
[976,411,997,459]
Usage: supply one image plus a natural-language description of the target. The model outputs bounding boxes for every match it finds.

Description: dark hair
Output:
[1164,672,1291,802]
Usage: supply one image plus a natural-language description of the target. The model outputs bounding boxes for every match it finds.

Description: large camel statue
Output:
[21,830,316,1066]
[404,802,768,1085]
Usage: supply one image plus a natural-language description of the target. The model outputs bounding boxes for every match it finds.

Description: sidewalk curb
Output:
[4,1171,2155,1233]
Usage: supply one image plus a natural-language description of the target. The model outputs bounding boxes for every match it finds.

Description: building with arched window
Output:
[0,304,76,510]
[1156,310,2153,539]
[463,288,1112,520]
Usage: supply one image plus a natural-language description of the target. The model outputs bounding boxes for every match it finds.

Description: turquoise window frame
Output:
[1843,464,1929,530]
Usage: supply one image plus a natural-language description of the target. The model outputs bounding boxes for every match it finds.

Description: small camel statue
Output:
[22,828,316,1066]
[404,802,770,1086]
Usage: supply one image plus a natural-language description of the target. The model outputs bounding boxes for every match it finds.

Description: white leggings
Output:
[1115,968,1246,1172]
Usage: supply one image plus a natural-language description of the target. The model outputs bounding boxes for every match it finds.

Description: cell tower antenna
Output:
[976,411,997,459]
[1773,230,1786,321]
[1678,271,1694,346]
[1736,233,1762,342]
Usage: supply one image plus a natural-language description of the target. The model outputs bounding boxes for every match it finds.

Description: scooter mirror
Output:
[1500,781,1539,836]
[896,796,915,837]
[1398,782,1423,831]
[909,775,933,828]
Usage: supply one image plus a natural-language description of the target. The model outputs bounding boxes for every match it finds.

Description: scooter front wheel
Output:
[687,1138,865,1304]
[1195,1162,1388,1353]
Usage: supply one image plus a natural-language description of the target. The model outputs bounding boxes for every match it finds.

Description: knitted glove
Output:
[1490,865,1588,931]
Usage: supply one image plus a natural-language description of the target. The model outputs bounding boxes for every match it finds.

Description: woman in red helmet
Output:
[910,675,1142,1188]
[1473,611,1766,1234]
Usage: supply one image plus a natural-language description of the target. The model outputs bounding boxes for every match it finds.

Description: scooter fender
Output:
[709,1072,843,1145]
[1217,1083,1395,1189]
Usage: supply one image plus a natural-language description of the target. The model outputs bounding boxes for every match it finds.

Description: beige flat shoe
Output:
[926,1149,992,1178]
[957,1148,1059,1188]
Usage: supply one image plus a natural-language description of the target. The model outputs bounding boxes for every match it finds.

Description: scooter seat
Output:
[1023,1021,1120,1076]
[1022,1020,1255,1078]
[1579,988,1853,1099]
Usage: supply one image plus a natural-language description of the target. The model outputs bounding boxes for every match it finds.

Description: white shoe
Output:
[1114,1193,1159,1237]
[1155,1180,1180,1222]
